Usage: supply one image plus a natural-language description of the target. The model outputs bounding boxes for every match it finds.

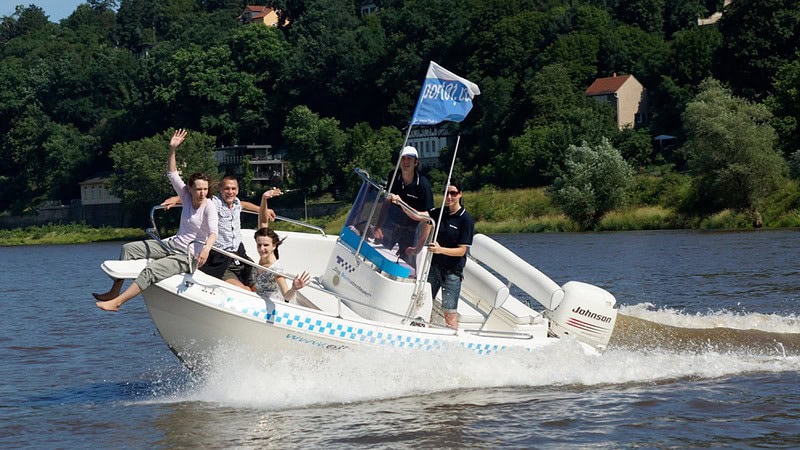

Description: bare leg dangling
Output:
[92,279,124,301]
[96,283,142,312]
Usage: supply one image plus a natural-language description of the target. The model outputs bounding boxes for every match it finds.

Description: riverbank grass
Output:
[0,224,145,246]
[6,186,800,245]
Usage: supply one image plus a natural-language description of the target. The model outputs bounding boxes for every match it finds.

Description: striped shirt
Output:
[211,195,242,251]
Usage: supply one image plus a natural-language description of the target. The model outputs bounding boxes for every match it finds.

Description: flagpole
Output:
[433,135,461,243]
[414,134,461,317]
[390,61,478,322]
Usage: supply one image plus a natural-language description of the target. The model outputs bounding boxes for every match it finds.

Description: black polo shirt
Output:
[430,206,474,271]
[387,171,434,212]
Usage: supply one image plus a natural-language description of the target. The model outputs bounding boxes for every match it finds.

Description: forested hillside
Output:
[1,0,798,229]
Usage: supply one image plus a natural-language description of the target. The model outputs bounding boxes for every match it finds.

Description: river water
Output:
[1,230,799,448]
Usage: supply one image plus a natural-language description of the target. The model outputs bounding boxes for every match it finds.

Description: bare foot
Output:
[92,292,115,301]
[96,301,120,312]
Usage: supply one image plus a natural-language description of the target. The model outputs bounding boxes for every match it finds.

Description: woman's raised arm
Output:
[167,129,187,173]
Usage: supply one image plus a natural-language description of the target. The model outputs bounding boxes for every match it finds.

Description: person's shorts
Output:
[223,253,253,285]
[428,264,463,313]
[199,250,229,279]
[199,243,253,284]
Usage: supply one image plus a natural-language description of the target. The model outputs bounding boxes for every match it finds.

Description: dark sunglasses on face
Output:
[446,190,459,196]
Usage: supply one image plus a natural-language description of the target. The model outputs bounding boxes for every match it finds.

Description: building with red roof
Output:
[237,5,284,27]
[585,73,648,130]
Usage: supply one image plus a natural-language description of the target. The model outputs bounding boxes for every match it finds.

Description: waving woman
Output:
[94,129,218,312]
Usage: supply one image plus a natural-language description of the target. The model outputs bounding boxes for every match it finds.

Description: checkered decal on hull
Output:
[272,311,445,351]
[465,342,506,355]
[336,255,356,273]
[220,300,507,355]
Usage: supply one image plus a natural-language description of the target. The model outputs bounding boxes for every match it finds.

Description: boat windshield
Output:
[340,171,432,279]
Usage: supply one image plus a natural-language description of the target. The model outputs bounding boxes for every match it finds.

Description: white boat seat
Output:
[101,259,149,280]
[456,298,486,324]
[496,296,544,326]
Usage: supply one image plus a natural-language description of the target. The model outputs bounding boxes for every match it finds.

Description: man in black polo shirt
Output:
[374,146,434,265]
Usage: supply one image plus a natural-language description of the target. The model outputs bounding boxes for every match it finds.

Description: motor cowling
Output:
[546,281,617,351]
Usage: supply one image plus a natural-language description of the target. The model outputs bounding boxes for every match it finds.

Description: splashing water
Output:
[142,309,800,411]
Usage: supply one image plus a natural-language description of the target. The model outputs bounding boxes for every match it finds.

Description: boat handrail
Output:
[388,197,435,227]
[461,329,534,340]
[142,224,531,337]
[388,196,437,319]
[240,209,327,237]
[352,168,434,228]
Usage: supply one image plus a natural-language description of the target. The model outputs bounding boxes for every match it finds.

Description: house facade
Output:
[237,5,283,27]
[79,176,121,206]
[75,175,131,227]
[407,125,452,169]
[698,0,733,25]
[215,144,288,188]
[585,73,648,130]
[359,1,379,15]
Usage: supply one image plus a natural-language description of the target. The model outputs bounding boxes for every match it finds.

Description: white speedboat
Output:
[101,170,618,369]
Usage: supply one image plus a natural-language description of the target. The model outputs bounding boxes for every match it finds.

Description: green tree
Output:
[716,0,800,98]
[647,76,693,158]
[377,0,472,125]
[614,0,665,34]
[664,0,708,37]
[282,106,347,196]
[766,56,800,157]
[613,127,653,168]
[598,24,667,87]
[62,2,117,43]
[682,79,787,218]
[465,9,551,81]
[1,105,53,212]
[241,156,255,198]
[282,0,387,125]
[152,44,266,143]
[108,129,219,217]
[0,104,97,211]
[495,64,617,187]
[114,0,166,53]
[0,5,50,44]
[537,32,601,87]
[667,25,722,86]
[501,125,569,187]
[549,138,635,230]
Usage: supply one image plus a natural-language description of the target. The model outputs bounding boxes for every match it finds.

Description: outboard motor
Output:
[545,281,617,351]
[469,233,618,351]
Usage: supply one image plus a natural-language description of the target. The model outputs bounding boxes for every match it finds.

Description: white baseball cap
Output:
[400,146,418,158]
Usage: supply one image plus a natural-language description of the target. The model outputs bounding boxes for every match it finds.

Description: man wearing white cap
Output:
[374,145,434,266]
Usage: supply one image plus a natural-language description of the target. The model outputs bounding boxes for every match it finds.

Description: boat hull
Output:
[142,272,560,369]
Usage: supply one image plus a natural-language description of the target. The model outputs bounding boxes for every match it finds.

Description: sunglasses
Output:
[446,190,460,197]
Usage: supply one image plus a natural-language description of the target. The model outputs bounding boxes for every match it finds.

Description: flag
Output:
[410,61,481,126]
